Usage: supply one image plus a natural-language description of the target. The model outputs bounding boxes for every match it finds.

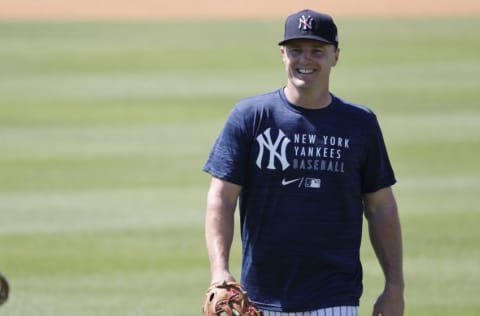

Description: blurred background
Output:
[1,0,479,315]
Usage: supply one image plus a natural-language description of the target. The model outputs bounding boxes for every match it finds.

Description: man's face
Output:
[280,39,339,91]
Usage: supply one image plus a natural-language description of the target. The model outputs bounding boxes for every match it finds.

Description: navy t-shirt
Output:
[203,89,396,312]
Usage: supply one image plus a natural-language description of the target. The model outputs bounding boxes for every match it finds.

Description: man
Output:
[203,9,404,316]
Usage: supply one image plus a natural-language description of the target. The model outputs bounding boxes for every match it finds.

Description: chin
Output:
[293,80,314,90]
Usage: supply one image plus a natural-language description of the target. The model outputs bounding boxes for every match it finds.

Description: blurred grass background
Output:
[0,18,479,315]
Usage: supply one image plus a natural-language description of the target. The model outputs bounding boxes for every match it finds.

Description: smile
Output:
[297,68,315,74]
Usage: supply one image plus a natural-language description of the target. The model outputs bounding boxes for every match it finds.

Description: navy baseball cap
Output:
[278,9,338,47]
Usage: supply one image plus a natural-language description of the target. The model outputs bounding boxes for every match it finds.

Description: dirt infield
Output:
[1,0,480,20]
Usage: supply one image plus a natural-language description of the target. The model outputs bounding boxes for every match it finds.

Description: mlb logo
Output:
[305,178,321,188]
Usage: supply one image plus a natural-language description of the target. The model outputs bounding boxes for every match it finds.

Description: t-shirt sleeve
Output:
[361,114,396,193]
[203,106,250,185]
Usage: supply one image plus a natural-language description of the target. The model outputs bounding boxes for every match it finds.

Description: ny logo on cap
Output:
[298,15,314,30]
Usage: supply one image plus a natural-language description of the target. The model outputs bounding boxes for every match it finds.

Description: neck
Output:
[284,85,332,109]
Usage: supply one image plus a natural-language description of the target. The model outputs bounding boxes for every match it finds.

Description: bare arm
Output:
[205,176,242,284]
[364,186,405,316]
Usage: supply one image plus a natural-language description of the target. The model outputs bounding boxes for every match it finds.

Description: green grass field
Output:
[1,17,479,315]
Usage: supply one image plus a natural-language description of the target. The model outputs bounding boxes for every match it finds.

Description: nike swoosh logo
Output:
[281,178,302,186]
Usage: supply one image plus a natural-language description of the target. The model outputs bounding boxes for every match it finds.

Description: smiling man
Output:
[203,9,404,316]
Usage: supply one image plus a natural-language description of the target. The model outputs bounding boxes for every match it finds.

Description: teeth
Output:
[298,68,314,74]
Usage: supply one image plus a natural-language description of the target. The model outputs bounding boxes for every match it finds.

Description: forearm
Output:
[205,197,235,280]
[205,177,240,283]
[365,188,404,287]
[364,187,405,315]
[368,208,404,287]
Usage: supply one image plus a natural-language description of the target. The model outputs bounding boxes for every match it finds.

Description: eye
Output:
[287,47,301,57]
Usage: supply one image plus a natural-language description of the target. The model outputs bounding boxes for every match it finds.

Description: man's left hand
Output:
[372,283,404,316]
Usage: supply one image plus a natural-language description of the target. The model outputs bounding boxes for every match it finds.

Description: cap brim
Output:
[278,35,335,46]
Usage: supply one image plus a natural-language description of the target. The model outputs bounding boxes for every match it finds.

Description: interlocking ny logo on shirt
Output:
[256,128,291,171]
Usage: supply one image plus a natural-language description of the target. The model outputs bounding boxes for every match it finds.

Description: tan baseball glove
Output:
[203,281,264,316]
[0,273,9,306]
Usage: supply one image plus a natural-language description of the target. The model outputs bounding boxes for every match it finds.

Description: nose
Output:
[298,51,314,63]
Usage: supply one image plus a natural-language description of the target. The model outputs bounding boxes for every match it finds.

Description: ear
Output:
[280,46,288,62]
[333,47,340,66]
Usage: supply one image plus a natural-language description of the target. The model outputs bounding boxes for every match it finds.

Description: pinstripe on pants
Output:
[261,306,358,316]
